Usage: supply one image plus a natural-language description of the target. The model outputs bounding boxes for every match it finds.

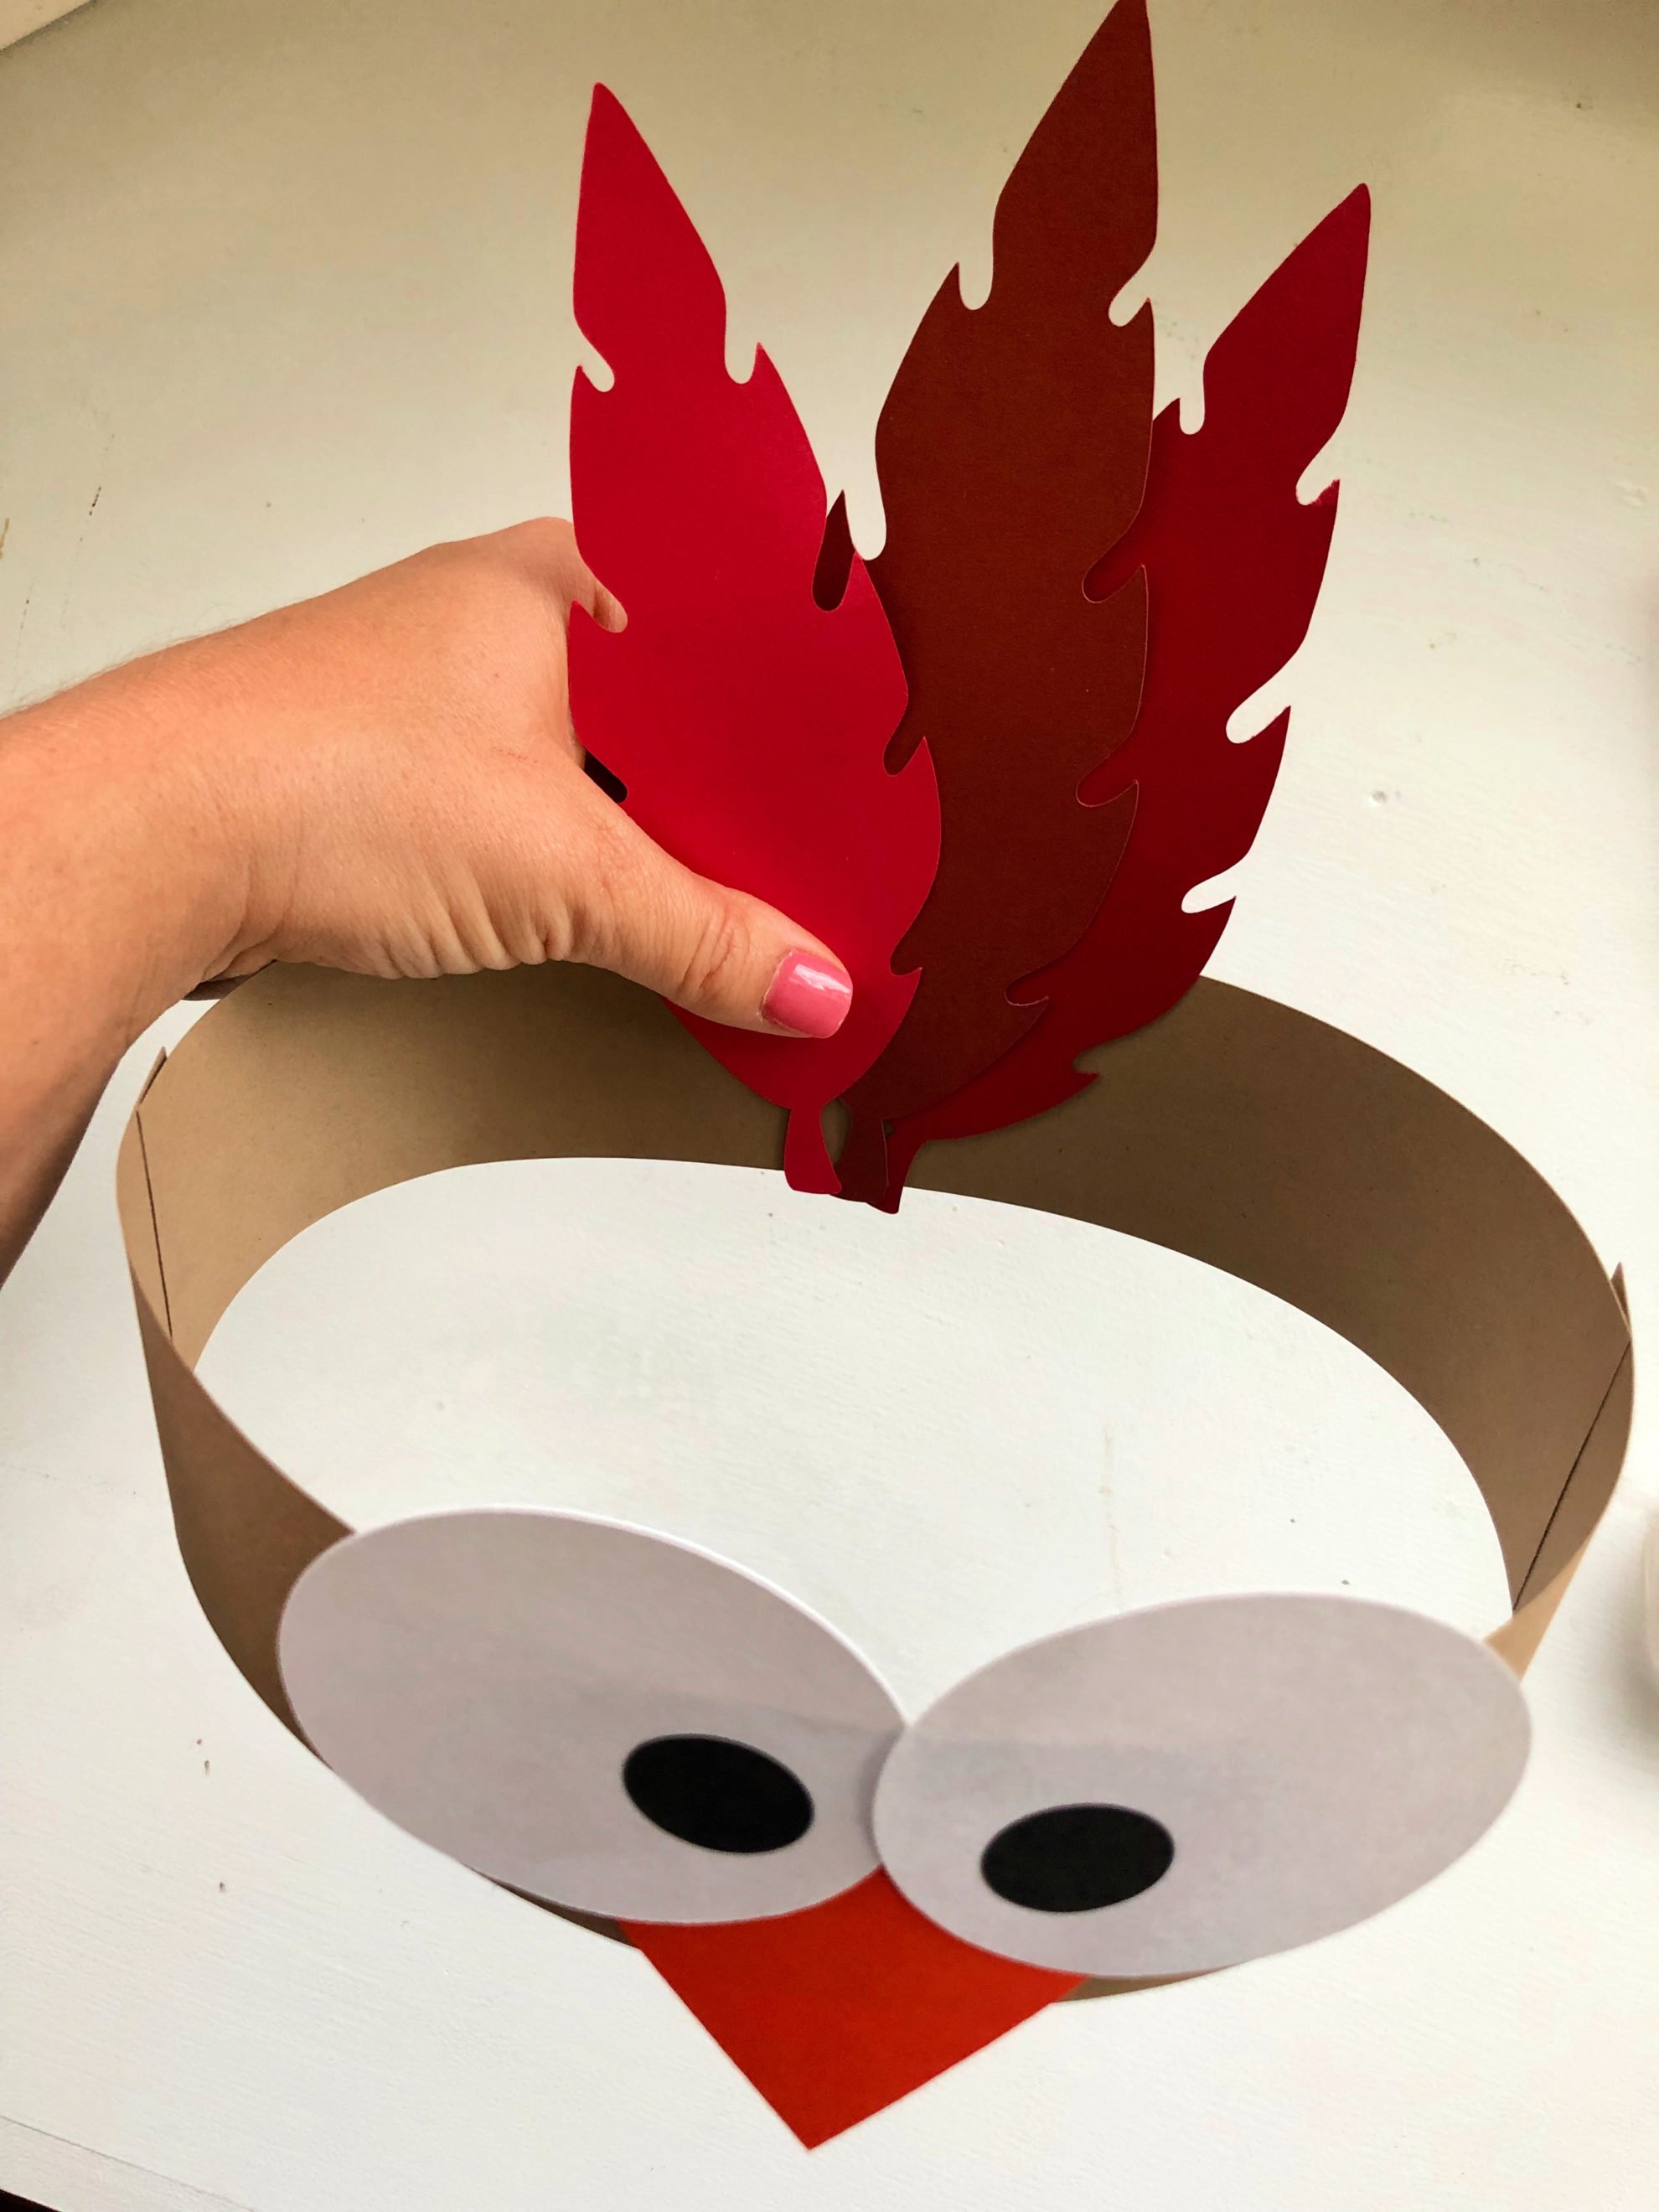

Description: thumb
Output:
[562,781,853,1039]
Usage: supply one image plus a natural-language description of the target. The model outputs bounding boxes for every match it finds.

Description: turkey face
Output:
[280,1512,1528,2145]
[278,1507,1072,2143]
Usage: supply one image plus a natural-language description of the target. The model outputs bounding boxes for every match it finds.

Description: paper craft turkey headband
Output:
[119,3,1630,2154]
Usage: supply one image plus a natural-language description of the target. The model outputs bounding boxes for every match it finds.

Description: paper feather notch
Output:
[115,0,1631,2167]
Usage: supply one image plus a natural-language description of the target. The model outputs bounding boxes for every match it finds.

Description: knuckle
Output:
[557,809,633,967]
[509,515,581,588]
[671,901,751,1010]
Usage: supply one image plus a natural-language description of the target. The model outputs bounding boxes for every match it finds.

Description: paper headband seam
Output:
[132,1096,174,1341]
[1514,1341,1631,1612]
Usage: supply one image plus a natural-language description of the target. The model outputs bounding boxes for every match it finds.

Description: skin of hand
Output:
[0,517,852,1278]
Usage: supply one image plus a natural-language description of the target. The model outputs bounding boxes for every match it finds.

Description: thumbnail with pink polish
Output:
[764,954,854,1039]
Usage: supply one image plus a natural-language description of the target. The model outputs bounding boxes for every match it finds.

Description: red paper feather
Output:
[833,0,1157,1199]
[568,89,939,1193]
[864,186,1371,1207]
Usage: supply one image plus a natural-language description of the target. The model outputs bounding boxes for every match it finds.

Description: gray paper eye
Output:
[872,1594,1528,1977]
[278,1508,903,1925]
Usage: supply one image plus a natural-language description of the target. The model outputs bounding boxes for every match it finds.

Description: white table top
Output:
[3,1,1656,2207]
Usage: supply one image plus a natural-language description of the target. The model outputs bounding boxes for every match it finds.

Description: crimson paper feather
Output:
[864,186,1371,1207]
[832,0,1157,1202]
[568,88,939,1193]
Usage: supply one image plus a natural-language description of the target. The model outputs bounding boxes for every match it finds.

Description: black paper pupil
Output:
[980,1803,1174,1914]
[623,1734,814,1855]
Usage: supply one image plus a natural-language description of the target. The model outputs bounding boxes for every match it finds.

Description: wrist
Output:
[1,652,255,1036]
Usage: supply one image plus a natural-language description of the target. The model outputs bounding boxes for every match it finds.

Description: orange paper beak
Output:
[623,1870,1081,2147]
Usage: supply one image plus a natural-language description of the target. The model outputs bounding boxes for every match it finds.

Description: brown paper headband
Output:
[115,960,1631,2122]
[119,958,1630,1682]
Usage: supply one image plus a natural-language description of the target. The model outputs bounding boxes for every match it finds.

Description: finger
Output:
[561,785,852,1038]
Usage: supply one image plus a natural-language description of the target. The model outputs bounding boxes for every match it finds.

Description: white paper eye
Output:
[872,1594,1528,1977]
[277,1508,903,1925]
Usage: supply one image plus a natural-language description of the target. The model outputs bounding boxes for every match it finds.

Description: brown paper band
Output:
[116,961,1631,1982]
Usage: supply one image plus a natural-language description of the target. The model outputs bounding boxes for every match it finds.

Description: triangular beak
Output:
[624,1870,1080,2146]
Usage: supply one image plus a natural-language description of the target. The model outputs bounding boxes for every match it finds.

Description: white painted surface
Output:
[0,1,90,57]
[1,0,1655,2207]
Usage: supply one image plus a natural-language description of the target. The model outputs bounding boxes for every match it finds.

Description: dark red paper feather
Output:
[568,88,939,1193]
[866,185,1371,1206]
[834,0,1157,1198]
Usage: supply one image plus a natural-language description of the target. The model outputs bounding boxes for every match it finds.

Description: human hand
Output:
[0,517,855,1274]
[123,518,853,1036]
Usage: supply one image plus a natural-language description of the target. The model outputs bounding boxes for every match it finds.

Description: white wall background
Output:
[1,1,1656,2206]
[0,3,87,56]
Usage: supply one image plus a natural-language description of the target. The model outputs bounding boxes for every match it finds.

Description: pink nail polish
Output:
[763,952,853,1039]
